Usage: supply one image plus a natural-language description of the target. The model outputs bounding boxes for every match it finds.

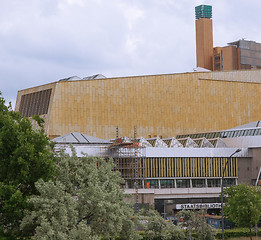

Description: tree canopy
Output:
[21,150,139,240]
[138,209,185,240]
[177,209,216,240]
[223,184,261,239]
[0,92,56,237]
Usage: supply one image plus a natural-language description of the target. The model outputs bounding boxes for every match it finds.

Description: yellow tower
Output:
[195,5,213,70]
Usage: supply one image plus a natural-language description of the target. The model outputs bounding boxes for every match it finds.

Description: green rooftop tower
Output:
[195,5,212,20]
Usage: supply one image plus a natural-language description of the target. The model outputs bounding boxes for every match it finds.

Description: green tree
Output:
[138,209,185,240]
[0,92,56,237]
[223,184,261,240]
[177,210,216,240]
[21,150,140,240]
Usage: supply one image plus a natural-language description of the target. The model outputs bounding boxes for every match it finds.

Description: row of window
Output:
[19,89,52,117]
[177,128,261,140]
[155,197,220,205]
[125,178,236,189]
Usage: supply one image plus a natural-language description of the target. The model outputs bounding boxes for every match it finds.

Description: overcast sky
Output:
[1,0,260,107]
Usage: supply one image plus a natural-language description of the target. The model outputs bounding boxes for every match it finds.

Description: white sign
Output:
[176,203,221,210]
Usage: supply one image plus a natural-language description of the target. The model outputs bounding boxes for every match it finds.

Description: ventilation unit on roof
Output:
[82,74,106,80]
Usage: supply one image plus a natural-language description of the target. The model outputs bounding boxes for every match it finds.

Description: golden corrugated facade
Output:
[15,69,261,139]
[118,157,237,179]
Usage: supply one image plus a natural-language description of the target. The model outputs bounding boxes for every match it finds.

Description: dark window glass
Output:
[160,179,175,188]
[209,133,215,139]
[19,89,52,117]
[127,179,142,189]
[223,178,236,187]
[227,131,233,138]
[192,179,206,188]
[176,179,190,188]
[250,129,256,136]
[146,179,159,189]
[246,130,252,136]
[234,131,240,137]
[207,179,221,187]
[205,133,211,139]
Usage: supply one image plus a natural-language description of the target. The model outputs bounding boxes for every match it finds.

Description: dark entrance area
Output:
[155,197,221,217]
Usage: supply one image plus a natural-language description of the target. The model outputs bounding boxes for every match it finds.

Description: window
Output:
[245,130,251,136]
[160,179,175,188]
[239,130,246,136]
[209,133,215,139]
[207,179,221,187]
[146,179,159,189]
[233,131,240,137]
[192,179,206,188]
[223,178,236,187]
[250,129,256,136]
[19,89,52,117]
[205,133,211,139]
[255,129,261,135]
[126,180,134,188]
[227,131,234,138]
[176,179,190,188]
[126,180,142,189]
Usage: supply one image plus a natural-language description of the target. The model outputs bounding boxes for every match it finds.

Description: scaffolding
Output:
[105,137,145,181]
[104,135,146,212]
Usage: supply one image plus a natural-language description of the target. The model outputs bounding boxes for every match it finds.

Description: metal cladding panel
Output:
[222,136,261,148]
[15,69,261,140]
[144,147,244,158]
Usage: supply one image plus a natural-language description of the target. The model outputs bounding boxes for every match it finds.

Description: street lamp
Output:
[221,148,241,240]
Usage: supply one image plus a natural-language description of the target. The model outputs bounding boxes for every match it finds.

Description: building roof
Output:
[227,121,261,130]
[59,74,106,82]
[177,122,261,140]
[52,132,111,144]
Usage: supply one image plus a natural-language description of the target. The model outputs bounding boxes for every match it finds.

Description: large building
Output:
[15,70,261,139]
[52,121,261,216]
[195,5,261,71]
[213,40,261,71]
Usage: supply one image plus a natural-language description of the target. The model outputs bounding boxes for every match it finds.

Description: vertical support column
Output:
[134,126,139,213]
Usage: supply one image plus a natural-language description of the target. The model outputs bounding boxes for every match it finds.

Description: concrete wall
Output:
[15,70,261,139]
[237,149,261,185]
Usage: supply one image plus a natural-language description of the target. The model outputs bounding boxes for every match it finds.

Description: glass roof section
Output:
[177,127,261,140]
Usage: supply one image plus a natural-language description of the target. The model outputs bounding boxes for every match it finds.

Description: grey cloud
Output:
[0,0,260,106]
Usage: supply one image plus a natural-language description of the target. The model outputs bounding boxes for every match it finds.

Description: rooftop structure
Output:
[195,5,212,20]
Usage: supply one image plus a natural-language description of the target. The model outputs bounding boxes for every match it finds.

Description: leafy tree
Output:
[177,210,216,240]
[0,92,56,237]
[21,150,140,240]
[138,209,185,240]
[223,184,261,240]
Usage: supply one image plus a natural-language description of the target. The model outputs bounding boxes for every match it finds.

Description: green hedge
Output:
[216,228,261,239]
